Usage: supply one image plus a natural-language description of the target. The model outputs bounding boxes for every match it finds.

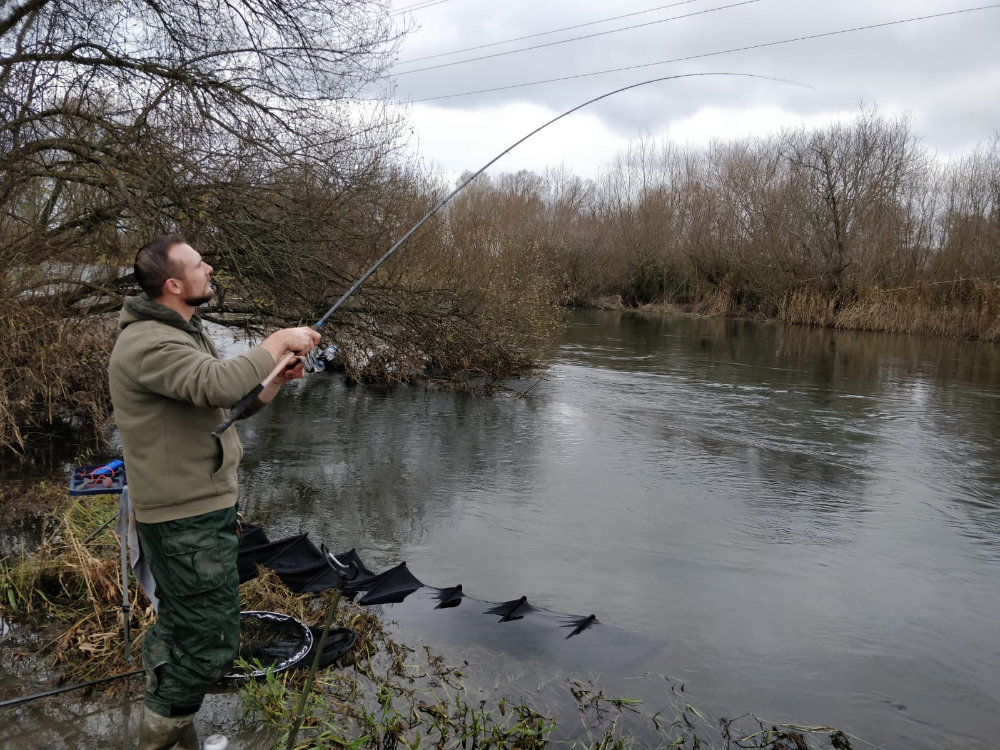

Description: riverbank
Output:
[577,281,1000,342]
[0,488,855,749]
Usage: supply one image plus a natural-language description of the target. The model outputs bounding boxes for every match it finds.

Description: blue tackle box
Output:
[69,460,126,495]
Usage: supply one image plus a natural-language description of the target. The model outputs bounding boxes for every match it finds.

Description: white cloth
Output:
[117,486,159,612]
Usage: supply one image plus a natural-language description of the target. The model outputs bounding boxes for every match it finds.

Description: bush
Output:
[0,296,113,464]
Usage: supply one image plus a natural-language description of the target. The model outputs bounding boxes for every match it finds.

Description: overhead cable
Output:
[393,0,761,76]
[410,4,1000,102]
[398,0,701,64]
[391,0,457,16]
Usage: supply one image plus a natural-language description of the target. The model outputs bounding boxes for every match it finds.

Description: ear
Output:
[163,277,183,295]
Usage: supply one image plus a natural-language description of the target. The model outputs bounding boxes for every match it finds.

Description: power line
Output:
[398,0,701,64]
[410,4,1000,102]
[391,0,457,16]
[393,0,451,12]
[394,0,759,76]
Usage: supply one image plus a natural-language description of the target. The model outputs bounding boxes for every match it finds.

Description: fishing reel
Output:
[304,344,340,373]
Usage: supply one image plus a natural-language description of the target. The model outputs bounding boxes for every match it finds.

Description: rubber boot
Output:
[138,705,200,750]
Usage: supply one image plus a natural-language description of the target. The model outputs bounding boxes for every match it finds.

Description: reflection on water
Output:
[243,312,998,747]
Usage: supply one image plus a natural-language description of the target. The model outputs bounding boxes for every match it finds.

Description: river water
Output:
[232,309,1000,749]
[5,310,997,748]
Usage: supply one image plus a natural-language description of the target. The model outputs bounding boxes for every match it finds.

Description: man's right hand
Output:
[280,326,321,354]
[260,326,321,363]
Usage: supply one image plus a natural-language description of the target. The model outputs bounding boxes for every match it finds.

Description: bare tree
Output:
[0,0,402,275]
[0,0,405,458]
[934,134,1000,289]
[781,108,928,292]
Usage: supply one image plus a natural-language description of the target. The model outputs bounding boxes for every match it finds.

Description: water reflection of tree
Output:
[236,376,543,563]
[236,311,1000,559]
[563,310,1000,548]
[776,324,1000,554]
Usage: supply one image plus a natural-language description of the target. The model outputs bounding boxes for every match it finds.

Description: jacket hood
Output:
[119,294,203,335]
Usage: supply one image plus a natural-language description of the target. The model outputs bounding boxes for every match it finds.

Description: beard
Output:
[184,287,215,307]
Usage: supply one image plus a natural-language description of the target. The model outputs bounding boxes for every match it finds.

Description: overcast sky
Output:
[380,0,1000,180]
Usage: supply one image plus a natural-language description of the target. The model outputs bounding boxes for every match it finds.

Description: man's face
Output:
[167,243,215,306]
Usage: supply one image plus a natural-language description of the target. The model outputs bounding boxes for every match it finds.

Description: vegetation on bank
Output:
[489,110,999,339]
[0,492,854,749]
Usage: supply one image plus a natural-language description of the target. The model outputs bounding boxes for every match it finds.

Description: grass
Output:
[599,280,1000,344]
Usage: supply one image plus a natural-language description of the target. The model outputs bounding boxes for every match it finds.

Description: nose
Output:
[206,263,214,275]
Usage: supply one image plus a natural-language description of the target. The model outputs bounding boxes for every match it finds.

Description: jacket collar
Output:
[119,294,203,335]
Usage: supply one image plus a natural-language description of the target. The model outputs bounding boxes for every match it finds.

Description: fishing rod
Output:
[0,669,144,710]
[212,71,801,435]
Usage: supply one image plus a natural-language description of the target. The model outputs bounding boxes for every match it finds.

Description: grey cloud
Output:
[389,0,1000,155]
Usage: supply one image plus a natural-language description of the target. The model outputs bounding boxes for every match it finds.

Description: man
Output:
[108,234,320,749]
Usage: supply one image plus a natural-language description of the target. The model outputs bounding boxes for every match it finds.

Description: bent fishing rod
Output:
[213,71,800,436]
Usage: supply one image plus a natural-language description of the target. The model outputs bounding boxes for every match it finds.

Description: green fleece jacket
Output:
[108,295,276,523]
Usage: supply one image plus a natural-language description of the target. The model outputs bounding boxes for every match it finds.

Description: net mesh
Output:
[225,610,313,679]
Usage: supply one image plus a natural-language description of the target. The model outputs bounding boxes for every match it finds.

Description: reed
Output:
[0,297,114,464]
[779,282,1000,340]
[0,495,376,684]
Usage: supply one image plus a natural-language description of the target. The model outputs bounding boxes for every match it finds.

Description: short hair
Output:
[134,234,186,298]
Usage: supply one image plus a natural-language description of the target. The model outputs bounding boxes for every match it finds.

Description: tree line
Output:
[494,110,998,333]
[430,112,997,338]
[1,1,997,463]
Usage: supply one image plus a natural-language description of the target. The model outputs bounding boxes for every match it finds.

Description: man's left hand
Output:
[277,356,306,383]
[258,356,305,404]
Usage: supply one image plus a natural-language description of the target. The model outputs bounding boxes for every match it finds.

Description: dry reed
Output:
[779,282,1000,340]
[0,298,114,463]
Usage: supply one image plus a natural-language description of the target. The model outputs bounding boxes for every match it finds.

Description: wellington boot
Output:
[138,706,200,750]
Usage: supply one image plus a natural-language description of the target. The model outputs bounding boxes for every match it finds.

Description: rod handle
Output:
[212,351,301,436]
[212,384,263,437]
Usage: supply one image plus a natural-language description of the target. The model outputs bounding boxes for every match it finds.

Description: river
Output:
[230,309,1000,749]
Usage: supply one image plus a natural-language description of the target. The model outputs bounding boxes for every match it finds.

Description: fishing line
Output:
[213,71,803,434]
[412,4,1000,101]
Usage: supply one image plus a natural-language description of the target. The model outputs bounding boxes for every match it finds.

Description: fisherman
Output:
[108,234,320,749]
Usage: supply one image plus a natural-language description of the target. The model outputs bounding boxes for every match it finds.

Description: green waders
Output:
[136,505,241,720]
